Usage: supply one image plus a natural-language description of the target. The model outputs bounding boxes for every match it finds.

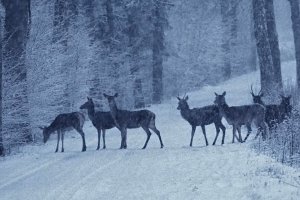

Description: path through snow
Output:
[1,62,300,200]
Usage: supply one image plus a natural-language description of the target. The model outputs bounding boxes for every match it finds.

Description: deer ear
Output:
[177,97,181,101]
[222,91,226,96]
[185,95,189,101]
[38,126,45,130]
[114,93,118,97]
[103,93,108,98]
[214,92,218,96]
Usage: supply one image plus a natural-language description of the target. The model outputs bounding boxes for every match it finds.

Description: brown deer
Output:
[250,86,293,128]
[80,97,115,150]
[39,112,86,152]
[177,95,226,146]
[214,92,268,142]
[250,85,281,129]
[103,93,164,149]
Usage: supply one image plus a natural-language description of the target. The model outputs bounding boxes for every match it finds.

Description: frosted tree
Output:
[126,2,145,108]
[2,0,32,144]
[0,13,3,156]
[288,0,300,92]
[265,0,283,93]
[152,0,169,104]
[252,0,279,98]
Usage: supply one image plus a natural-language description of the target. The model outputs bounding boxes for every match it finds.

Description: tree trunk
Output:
[152,2,165,104]
[105,0,114,44]
[127,6,145,108]
[3,0,32,143]
[221,0,231,79]
[0,15,4,156]
[289,0,300,92]
[250,5,257,71]
[252,0,275,98]
[265,0,283,93]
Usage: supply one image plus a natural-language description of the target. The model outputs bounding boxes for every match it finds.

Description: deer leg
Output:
[260,122,268,141]
[76,128,86,152]
[232,126,237,143]
[220,123,226,145]
[55,130,60,153]
[102,129,106,149]
[61,131,64,152]
[142,127,152,149]
[96,129,101,150]
[201,125,209,146]
[190,126,196,147]
[212,124,220,146]
[149,126,164,148]
[120,128,126,149]
[236,126,243,143]
[243,123,252,142]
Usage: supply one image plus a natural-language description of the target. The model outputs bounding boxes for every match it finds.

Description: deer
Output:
[80,97,115,150]
[103,93,164,149]
[176,95,226,146]
[250,85,281,129]
[39,112,86,152]
[279,95,292,120]
[250,86,293,128]
[214,92,268,143]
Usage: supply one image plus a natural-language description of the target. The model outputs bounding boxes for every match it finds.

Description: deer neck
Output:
[108,100,121,128]
[87,106,95,121]
[180,105,191,121]
[218,103,230,118]
[108,100,118,119]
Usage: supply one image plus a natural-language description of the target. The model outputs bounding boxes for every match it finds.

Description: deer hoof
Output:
[61,149,64,153]
[55,149,58,153]
[96,147,100,150]
[82,147,86,152]
[103,146,106,149]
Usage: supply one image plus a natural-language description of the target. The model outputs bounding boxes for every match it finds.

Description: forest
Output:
[1,0,300,199]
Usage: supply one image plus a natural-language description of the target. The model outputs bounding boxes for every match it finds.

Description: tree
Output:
[249,6,257,71]
[220,0,232,80]
[288,0,300,92]
[152,0,167,104]
[2,0,32,143]
[0,13,4,156]
[127,4,145,108]
[252,0,276,98]
[264,0,283,92]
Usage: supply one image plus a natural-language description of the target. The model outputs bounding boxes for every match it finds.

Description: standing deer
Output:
[80,97,115,150]
[279,95,292,120]
[250,85,280,129]
[39,112,86,152]
[103,93,164,149]
[177,95,226,146]
[214,92,267,142]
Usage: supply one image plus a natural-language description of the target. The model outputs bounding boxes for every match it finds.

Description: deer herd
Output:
[39,87,292,153]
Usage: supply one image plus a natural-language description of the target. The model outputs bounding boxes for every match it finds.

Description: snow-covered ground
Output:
[1,62,300,200]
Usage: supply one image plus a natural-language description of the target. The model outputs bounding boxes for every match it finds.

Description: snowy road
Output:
[1,66,300,200]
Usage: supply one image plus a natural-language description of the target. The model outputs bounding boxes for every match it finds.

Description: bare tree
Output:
[288,0,300,92]
[252,0,276,98]
[2,0,32,143]
[127,4,145,108]
[0,13,4,156]
[265,0,283,93]
[152,0,167,104]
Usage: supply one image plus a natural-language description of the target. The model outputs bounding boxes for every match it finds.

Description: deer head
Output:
[280,95,292,107]
[176,94,189,110]
[80,97,94,110]
[214,91,227,106]
[39,126,50,143]
[250,85,264,105]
